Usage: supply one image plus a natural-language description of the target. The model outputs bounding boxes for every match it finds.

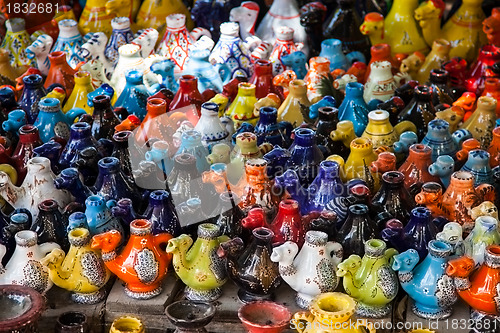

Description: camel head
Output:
[80,32,108,60]
[392,249,420,273]
[436,222,463,246]
[337,255,362,277]
[241,207,267,230]
[428,156,455,178]
[471,201,499,220]
[400,52,425,74]
[360,12,384,38]
[414,0,445,22]
[166,234,193,254]
[271,241,299,266]
[230,1,259,36]
[415,182,443,205]
[41,248,65,268]
[26,34,53,59]
[91,230,122,253]
[446,256,474,278]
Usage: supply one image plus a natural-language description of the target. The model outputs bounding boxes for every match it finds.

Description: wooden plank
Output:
[38,284,108,333]
[105,273,183,316]
[211,281,302,325]
[401,296,471,333]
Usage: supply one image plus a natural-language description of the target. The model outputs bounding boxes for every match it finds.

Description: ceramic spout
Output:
[64,107,87,124]
[217,237,244,259]
[451,128,472,147]
[393,131,418,155]
[329,120,356,148]
[2,109,26,134]
[241,207,268,230]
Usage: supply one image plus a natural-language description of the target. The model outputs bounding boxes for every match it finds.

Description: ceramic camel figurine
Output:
[414,0,488,62]
[80,32,113,79]
[230,1,259,41]
[359,12,385,46]
[26,34,53,76]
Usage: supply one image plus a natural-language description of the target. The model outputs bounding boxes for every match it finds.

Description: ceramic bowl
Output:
[238,301,291,333]
[0,285,45,332]
[165,300,216,330]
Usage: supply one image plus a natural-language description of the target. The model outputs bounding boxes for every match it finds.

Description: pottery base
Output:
[355,302,391,319]
[411,301,452,320]
[470,310,500,333]
[237,289,275,304]
[185,287,222,302]
[124,286,162,300]
[72,289,106,304]
[174,328,208,333]
[295,293,313,309]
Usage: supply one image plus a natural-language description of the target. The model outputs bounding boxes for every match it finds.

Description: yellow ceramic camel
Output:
[360,12,385,46]
[361,0,429,55]
[414,0,487,62]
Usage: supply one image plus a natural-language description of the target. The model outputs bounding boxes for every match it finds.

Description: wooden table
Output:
[38,274,477,333]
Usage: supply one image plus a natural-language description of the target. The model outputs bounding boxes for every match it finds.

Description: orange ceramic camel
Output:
[483,8,500,46]
[447,246,500,316]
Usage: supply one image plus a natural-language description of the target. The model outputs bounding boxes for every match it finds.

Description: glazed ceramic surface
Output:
[105,17,134,65]
[271,230,342,309]
[277,80,311,127]
[158,14,195,75]
[78,0,113,36]
[392,240,457,319]
[18,74,47,125]
[226,82,259,128]
[441,171,495,232]
[165,300,216,333]
[114,69,150,120]
[338,83,369,137]
[361,110,416,150]
[292,292,374,333]
[382,0,428,55]
[63,71,94,115]
[236,158,278,219]
[166,223,229,301]
[337,239,399,318]
[0,157,72,220]
[238,300,291,333]
[184,49,229,94]
[55,311,90,333]
[256,0,306,50]
[463,216,500,267]
[460,96,497,149]
[34,97,86,143]
[1,18,34,69]
[43,228,111,304]
[398,144,440,194]
[109,316,145,333]
[337,204,377,257]
[91,219,172,299]
[51,19,85,69]
[269,26,302,76]
[0,230,60,293]
[382,207,438,260]
[460,149,493,185]
[447,245,500,316]
[0,284,45,333]
[220,227,281,303]
[85,195,125,238]
[210,22,252,79]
